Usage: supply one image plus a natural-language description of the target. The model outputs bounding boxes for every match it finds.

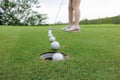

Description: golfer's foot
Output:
[65,26,80,32]
[62,25,72,30]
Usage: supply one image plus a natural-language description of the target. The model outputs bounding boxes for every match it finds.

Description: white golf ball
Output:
[51,41,60,50]
[48,30,52,34]
[49,36,56,42]
[52,53,64,61]
[48,33,53,37]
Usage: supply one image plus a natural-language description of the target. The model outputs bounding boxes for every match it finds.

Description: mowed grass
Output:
[0,24,120,80]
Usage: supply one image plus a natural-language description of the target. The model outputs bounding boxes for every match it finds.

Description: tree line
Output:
[80,15,120,24]
[1,0,120,26]
[0,0,47,26]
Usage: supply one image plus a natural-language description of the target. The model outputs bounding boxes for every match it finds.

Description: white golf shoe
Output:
[65,25,80,32]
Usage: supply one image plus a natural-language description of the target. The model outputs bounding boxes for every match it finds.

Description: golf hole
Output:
[40,52,67,61]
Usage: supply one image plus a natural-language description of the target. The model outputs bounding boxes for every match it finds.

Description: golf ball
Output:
[49,36,56,42]
[52,53,64,61]
[48,30,52,34]
[51,41,60,50]
[48,33,53,37]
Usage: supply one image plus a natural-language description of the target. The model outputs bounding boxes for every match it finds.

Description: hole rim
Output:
[40,52,67,61]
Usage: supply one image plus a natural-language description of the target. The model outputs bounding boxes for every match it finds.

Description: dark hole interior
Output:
[40,52,67,61]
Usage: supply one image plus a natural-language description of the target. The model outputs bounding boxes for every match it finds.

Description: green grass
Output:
[0,24,120,80]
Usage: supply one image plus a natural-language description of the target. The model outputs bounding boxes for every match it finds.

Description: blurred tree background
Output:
[0,0,47,26]
[80,15,120,24]
[0,0,120,26]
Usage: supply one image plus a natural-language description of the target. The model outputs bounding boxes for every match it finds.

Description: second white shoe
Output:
[62,25,72,30]
[65,25,80,32]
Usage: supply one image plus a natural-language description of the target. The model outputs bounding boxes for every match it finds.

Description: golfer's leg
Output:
[68,0,73,26]
[73,0,80,27]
